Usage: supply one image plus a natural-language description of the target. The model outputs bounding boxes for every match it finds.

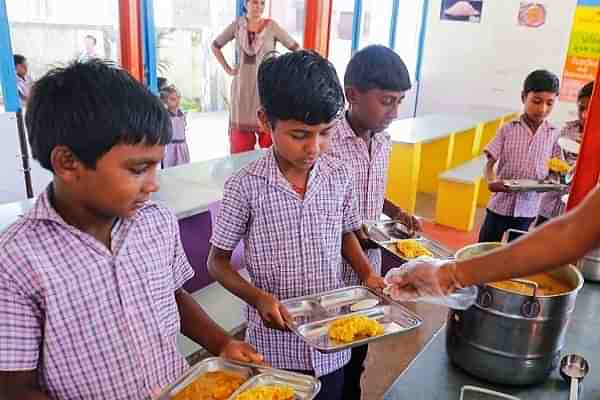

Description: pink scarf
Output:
[237,17,269,56]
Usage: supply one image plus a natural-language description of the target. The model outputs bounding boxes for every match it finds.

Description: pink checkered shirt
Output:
[0,187,193,400]
[485,116,560,218]
[328,115,391,285]
[211,149,360,376]
[538,120,582,218]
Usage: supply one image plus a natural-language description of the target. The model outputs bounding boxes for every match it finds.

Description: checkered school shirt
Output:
[211,149,360,376]
[0,187,193,400]
[328,115,391,285]
[538,120,582,218]
[485,116,560,218]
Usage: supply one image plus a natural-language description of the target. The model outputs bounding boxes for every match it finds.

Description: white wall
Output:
[0,112,51,204]
[417,0,579,125]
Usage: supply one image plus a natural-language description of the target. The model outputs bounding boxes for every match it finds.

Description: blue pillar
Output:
[237,0,245,17]
[413,0,430,116]
[141,0,158,94]
[0,0,19,112]
[389,0,400,49]
[351,0,362,54]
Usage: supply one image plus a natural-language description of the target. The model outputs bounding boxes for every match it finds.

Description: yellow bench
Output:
[435,155,489,231]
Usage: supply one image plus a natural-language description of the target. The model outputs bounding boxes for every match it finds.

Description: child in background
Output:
[0,61,262,400]
[327,45,420,400]
[479,70,561,242]
[160,85,191,168]
[208,50,385,400]
[14,54,33,106]
[536,81,594,226]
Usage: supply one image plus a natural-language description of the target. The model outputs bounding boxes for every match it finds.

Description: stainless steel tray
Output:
[158,357,320,399]
[503,179,567,193]
[229,371,321,400]
[363,220,453,262]
[282,286,422,353]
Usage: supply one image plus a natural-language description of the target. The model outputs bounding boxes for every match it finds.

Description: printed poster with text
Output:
[561,0,600,102]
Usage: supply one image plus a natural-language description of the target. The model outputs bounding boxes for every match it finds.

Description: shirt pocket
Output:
[249,257,309,301]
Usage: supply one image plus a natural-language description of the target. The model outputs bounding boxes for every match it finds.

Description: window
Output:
[154,0,235,114]
[394,0,424,80]
[329,0,355,84]
[360,0,394,48]
[7,0,121,80]
[270,0,305,47]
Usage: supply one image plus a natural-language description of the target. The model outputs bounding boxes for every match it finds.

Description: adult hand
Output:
[384,257,461,301]
[255,292,292,331]
[227,66,239,76]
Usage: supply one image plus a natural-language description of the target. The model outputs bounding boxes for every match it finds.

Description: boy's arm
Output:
[340,173,385,289]
[165,202,262,363]
[208,177,291,331]
[0,274,47,399]
[382,199,422,232]
[208,247,291,331]
[0,371,50,400]
[342,232,385,289]
[174,289,262,363]
[484,157,508,192]
[484,124,509,193]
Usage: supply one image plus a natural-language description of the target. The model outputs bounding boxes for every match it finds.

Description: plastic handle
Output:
[569,377,579,400]
[459,385,521,400]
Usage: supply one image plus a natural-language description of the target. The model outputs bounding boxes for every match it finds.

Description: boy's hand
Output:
[488,180,509,193]
[389,207,422,234]
[220,339,265,365]
[364,273,386,290]
[255,292,292,331]
[358,226,378,250]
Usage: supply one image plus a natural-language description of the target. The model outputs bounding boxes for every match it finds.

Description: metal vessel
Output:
[578,246,600,282]
[446,243,583,385]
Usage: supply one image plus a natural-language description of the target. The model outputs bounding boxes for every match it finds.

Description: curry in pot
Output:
[488,273,571,296]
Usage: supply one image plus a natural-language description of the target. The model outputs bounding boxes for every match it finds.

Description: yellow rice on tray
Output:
[548,157,570,174]
[234,385,295,400]
[328,315,384,343]
[394,239,432,259]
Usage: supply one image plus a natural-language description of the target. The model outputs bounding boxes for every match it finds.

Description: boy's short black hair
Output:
[258,50,344,127]
[85,34,97,45]
[578,81,594,101]
[344,45,411,92]
[157,76,168,90]
[160,85,180,102]
[523,70,560,95]
[26,60,172,172]
[13,54,26,66]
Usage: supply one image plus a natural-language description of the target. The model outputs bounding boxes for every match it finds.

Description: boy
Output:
[327,45,420,400]
[0,61,262,400]
[14,54,33,106]
[208,50,384,400]
[536,81,594,226]
[479,70,561,242]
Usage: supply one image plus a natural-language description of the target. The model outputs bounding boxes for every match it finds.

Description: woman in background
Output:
[212,0,299,154]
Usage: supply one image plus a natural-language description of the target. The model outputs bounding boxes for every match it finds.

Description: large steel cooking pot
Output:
[446,242,583,385]
[578,246,600,282]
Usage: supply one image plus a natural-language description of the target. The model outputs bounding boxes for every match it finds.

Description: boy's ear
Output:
[521,91,527,104]
[51,145,84,183]
[257,108,271,133]
[345,86,360,106]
